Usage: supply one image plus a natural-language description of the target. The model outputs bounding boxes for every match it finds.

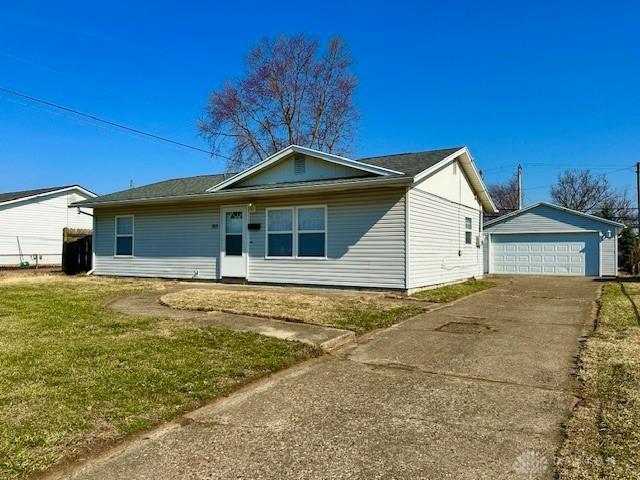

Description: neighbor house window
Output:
[297,206,326,257]
[464,217,472,245]
[267,208,293,257]
[115,216,134,256]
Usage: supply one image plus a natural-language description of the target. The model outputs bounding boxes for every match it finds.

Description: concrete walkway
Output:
[107,288,355,351]
[59,276,599,480]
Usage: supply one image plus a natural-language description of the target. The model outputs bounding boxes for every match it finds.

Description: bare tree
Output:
[550,169,631,218]
[489,174,521,211]
[199,34,358,171]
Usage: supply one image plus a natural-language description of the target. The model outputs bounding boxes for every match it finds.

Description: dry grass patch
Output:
[161,288,425,333]
[557,281,640,479]
[0,276,316,479]
[411,278,496,303]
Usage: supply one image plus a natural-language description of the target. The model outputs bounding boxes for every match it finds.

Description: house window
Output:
[464,217,472,245]
[298,206,326,257]
[267,208,293,257]
[115,216,134,256]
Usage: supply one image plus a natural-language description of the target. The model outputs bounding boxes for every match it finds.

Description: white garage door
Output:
[491,233,599,276]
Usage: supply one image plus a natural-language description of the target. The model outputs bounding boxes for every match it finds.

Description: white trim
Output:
[411,147,497,214]
[484,202,625,228]
[613,227,620,277]
[488,230,601,235]
[413,149,465,183]
[598,233,603,277]
[464,216,473,245]
[88,214,96,275]
[405,186,411,290]
[296,205,328,260]
[489,231,601,277]
[264,205,328,260]
[75,176,410,208]
[114,215,134,257]
[207,145,403,192]
[0,185,97,208]
[487,232,493,274]
[220,205,248,278]
[265,207,294,259]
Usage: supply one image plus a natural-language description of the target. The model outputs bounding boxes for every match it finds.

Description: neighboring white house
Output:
[0,185,96,267]
[74,145,497,293]
[483,202,624,277]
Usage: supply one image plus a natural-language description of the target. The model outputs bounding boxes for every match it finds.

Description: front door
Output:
[220,206,247,278]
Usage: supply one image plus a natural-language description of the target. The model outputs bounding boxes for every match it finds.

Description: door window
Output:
[225,211,243,256]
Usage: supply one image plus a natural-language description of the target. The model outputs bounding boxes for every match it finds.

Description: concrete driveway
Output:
[59,276,599,480]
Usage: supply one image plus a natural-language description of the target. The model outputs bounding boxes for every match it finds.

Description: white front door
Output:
[220,206,247,278]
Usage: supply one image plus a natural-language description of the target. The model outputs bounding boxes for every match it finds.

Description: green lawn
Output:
[558,281,640,479]
[0,275,317,479]
[412,278,496,303]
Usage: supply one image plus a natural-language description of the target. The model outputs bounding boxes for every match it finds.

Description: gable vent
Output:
[294,155,306,175]
[452,162,458,174]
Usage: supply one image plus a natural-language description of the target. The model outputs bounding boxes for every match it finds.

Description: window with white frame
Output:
[266,206,327,258]
[464,217,472,245]
[115,216,134,256]
[298,206,326,257]
[267,208,293,257]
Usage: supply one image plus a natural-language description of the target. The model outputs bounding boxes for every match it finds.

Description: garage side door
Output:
[491,233,599,276]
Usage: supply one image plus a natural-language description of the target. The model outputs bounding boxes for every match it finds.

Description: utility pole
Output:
[517,164,523,210]
[636,162,640,232]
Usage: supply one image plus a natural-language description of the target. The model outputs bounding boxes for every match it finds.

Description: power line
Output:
[0,86,229,160]
[522,166,633,192]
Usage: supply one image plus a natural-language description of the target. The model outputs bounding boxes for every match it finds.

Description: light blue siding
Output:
[236,155,369,187]
[247,189,406,289]
[408,188,483,289]
[485,204,619,276]
[93,188,407,288]
[486,204,615,234]
[94,204,219,279]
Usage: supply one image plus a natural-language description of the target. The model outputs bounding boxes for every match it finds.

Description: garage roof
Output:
[484,202,625,228]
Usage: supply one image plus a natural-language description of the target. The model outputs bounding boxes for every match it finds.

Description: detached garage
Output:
[484,202,624,277]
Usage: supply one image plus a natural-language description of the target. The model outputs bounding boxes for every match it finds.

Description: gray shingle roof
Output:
[359,147,463,176]
[0,185,77,204]
[76,147,463,206]
[81,174,230,204]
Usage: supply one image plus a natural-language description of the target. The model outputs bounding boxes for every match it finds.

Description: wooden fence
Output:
[62,228,92,274]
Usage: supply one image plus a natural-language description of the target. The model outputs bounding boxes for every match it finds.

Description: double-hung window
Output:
[464,217,473,245]
[267,208,293,257]
[115,216,134,256]
[266,206,327,258]
[297,206,326,257]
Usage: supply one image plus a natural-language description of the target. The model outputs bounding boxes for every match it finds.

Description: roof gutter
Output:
[0,185,97,208]
[71,176,411,208]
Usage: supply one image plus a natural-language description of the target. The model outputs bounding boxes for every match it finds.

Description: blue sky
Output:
[1,0,639,203]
